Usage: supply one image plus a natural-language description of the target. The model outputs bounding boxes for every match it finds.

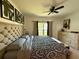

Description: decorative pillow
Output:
[21,35,29,39]
[6,44,20,51]
[18,38,26,47]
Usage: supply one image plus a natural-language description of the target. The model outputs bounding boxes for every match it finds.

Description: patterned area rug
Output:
[30,36,69,59]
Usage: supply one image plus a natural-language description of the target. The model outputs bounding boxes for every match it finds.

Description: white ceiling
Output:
[11,0,79,17]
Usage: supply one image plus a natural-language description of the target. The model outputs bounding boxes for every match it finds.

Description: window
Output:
[38,22,48,36]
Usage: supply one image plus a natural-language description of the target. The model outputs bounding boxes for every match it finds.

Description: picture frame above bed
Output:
[1,0,15,21]
[15,9,24,24]
[0,0,24,24]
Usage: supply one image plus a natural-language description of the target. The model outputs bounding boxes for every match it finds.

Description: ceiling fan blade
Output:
[55,6,64,10]
[54,10,59,13]
[48,12,51,15]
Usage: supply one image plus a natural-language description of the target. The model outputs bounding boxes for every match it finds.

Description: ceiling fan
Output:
[44,5,64,15]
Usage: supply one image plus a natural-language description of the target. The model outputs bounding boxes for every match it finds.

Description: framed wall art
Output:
[1,0,14,21]
[15,9,21,23]
[63,19,70,29]
[0,0,2,17]
[15,9,24,24]
[8,2,14,21]
[0,0,24,24]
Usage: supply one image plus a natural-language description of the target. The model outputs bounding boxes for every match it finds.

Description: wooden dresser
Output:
[58,31,79,49]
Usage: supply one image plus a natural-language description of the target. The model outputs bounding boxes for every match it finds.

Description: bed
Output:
[30,36,70,59]
[4,35,70,59]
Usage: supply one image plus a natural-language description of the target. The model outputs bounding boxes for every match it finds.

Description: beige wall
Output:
[24,11,79,39]
[24,15,64,38]
[8,0,20,11]
[65,12,79,32]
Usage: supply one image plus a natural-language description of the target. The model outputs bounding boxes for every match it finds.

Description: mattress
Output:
[3,36,70,59]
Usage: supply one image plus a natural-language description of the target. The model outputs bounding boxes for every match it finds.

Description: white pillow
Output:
[18,38,26,48]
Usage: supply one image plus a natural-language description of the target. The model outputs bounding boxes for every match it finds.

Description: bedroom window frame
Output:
[38,21,48,36]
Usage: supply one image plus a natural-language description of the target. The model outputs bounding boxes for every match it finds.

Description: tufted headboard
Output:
[0,19,23,59]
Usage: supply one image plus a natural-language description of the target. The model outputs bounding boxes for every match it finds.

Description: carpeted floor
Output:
[30,36,69,59]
